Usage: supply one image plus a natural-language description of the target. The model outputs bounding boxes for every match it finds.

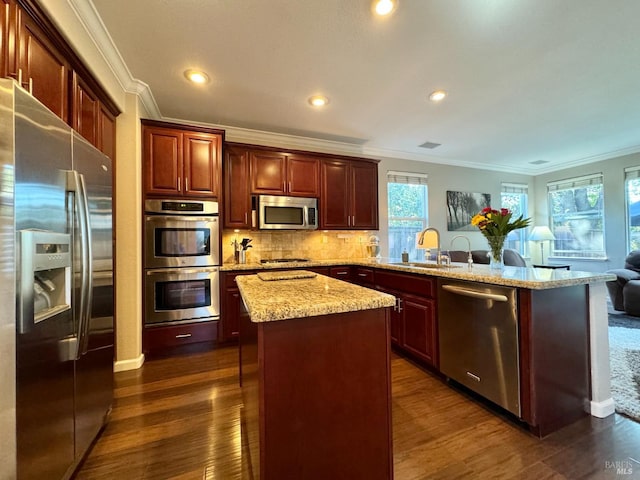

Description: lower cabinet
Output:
[144,321,218,354]
[222,270,257,342]
[375,270,438,368]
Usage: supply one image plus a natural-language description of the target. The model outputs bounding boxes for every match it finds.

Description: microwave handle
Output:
[303,206,308,228]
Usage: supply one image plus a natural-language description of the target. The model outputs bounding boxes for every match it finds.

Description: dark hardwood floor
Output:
[75,346,640,479]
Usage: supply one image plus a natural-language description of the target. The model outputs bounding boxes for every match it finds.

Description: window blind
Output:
[625,166,640,180]
[387,171,428,185]
[547,173,603,192]
[501,182,528,194]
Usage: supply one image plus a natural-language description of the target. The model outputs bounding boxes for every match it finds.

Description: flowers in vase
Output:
[471,207,530,238]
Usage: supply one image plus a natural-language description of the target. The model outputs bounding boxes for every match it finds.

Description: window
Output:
[501,183,529,256]
[387,171,428,260]
[547,173,605,259]
[625,166,640,251]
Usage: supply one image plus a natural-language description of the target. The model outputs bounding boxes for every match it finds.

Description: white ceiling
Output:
[89,0,640,175]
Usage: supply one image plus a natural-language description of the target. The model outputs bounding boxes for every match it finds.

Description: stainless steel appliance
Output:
[437,279,521,417]
[258,194,318,230]
[145,267,220,326]
[145,199,220,268]
[1,78,114,479]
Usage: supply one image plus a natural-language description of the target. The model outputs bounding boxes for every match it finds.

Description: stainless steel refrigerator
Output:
[0,78,114,479]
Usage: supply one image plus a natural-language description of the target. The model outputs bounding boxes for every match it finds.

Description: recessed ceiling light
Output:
[184,69,210,84]
[429,90,447,102]
[308,95,329,107]
[373,0,398,16]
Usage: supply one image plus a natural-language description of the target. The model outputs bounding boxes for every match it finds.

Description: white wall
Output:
[534,152,640,273]
[376,156,534,259]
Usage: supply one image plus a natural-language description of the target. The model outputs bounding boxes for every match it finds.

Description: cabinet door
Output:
[143,126,182,196]
[98,104,116,160]
[378,287,401,346]
[184,132,221,197]
[224,146,252,228]
[321,159,350,228]
[250,150,287,194]
[72,72,99,146]
[3,0,19,81]
[19,13,69,121]
[402,294,437,367]
[287,155,319,196]
[351,161,379,229]
[0,0,10,78]
[224,288,241,341]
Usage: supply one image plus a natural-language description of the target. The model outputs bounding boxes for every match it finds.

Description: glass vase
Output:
[486,235,506,270]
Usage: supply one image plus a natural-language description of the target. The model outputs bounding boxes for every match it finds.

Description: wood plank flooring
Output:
[75,346,640,479]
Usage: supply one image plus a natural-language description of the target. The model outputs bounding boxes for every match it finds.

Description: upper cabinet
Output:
[321,159,378,230]
[143,120,224,199]
[0,0,120,155]
[250,150,319,197]
[224,145,252,229]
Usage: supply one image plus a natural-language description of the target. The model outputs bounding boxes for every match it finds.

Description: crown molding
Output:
[66,0,161,118]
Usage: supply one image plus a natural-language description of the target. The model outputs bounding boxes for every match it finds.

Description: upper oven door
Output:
[145,215,220,268]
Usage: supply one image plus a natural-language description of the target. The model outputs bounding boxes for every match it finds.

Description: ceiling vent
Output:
[418,141,441,149]
[529,159,550,165]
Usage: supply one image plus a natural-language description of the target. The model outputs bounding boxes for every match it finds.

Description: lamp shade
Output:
[528,226,555,242]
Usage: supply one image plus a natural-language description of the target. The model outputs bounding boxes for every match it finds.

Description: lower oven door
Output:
[145,267,220,326]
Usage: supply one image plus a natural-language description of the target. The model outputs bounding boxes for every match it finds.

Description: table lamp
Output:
[529,226,555,264]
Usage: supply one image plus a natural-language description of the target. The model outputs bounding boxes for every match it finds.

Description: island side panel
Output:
[239,300,260,479]
[519,285,590,437]
[259,309,393,480]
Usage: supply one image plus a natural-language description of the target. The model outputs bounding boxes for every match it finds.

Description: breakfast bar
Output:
[236,271,396,480]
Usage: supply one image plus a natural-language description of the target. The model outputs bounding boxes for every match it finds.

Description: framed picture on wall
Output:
[446,190,491,231]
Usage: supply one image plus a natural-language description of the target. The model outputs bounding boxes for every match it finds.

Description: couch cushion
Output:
[625,250,640,272]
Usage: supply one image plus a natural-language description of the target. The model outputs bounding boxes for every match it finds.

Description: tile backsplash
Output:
[222,230,380,264]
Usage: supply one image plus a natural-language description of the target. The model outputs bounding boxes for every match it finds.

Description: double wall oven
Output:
[144,199,220,327]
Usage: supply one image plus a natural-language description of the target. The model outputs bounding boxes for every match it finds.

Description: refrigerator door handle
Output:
[67,170,93,357]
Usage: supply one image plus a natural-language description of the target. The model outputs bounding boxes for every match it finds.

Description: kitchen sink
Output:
[390,262,460,269]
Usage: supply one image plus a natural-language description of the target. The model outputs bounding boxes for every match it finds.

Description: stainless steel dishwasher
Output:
[437,279,521,417]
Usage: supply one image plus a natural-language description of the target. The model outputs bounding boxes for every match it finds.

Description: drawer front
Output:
[144,321,218,351]
[354,267,375,285]
[375,270,435,298]
[329,266,352,280]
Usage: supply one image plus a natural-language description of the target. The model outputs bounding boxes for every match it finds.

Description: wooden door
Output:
[143,126,182,196]
[250,150,286,194]
[183,132,221,197]
[72,72,99,146]
[401,294,437,367]
[287,155,319,196]
[2,0,20,81]
[19,13,69,121]
[350,161,379,229]
[224,146,251,228]
[320,159,350,228]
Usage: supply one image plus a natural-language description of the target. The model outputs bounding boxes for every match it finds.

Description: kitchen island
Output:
[227,259,616,436]
[236,271,396,480]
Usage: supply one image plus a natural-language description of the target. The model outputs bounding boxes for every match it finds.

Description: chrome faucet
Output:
[450,234,473,270]
[418,227,443,265]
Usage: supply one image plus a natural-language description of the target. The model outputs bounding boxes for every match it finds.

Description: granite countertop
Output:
[223,258,616,290]
[235,271,396,323]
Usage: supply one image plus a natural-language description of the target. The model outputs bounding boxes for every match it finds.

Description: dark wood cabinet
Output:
[321,159,378,229]
[250,150,319,197]
[329,266,352,281]
[18,10,69,120]
[224,145,252,228]
[1,0,120,149]
[72,72,99,146]
[375,270,437,368]
[221,271,257,342]
[143,120,223,198]
[143,321,218,355]
[353,267,375,286]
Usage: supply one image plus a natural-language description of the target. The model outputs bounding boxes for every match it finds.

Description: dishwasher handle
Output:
[441,284,508,302]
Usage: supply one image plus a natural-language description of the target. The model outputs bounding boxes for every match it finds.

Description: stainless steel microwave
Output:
[258,195,318,230]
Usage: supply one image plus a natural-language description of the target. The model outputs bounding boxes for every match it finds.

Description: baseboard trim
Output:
[590,397,615,418]
[114,354,145,372]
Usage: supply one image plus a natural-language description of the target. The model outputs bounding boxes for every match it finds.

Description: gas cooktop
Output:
[260,258,310,264]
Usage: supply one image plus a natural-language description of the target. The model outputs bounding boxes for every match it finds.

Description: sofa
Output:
[606,251,640,316]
